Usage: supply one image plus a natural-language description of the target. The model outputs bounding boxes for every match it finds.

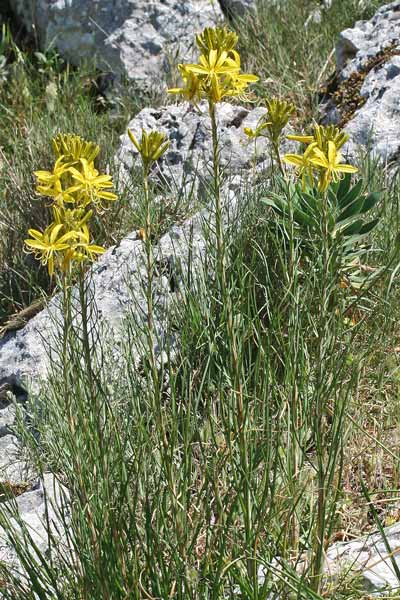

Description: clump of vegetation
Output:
[0,3,400,599]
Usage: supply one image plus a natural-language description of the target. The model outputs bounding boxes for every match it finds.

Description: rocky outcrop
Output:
[0,390,65,572]
[219,0,256,16]
[0,471,65,572]
[321,1,400,164]
[117,101,275,197]
[10,0,224,85]
[325,523,400,594]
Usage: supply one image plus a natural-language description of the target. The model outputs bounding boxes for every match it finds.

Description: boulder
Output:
[219,0,257,17]
[117,100,276,197]
[321,1,400,164]
[0,390,66,575]
[0,473,66,573]
[325,522,400,594]
[10,0,224,85]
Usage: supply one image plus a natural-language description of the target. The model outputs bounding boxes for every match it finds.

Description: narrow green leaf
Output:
[337,194,365,222]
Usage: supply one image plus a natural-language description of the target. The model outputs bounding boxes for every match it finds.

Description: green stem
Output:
[310,190,332,593]
[209,99,226,295]
[143,170,158,390]
[272,139,285,178]
[209,99,253,582]
[78,266,97,405]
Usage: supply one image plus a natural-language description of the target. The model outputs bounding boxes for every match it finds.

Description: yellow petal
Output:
[286,134,315,144]
[334,164,358,174]
[128,129,141,152]
[283,154,305,167]
[49,223,64,244]
[25,240,48,250]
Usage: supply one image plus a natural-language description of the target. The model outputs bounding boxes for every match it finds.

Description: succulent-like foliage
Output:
[263,173,381,288]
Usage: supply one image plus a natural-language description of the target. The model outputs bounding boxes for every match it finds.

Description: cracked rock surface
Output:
[117,101,274,197]
[325,523,400,595]
[0,392,65,571]
[10,0,224,85]
[321,1,400,164]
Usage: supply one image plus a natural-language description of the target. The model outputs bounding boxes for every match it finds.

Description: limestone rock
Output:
[117,101,274,197]
[10,0,223,85]
[219,0,256,17]
[0,473,66,571]
[326,522,400,595]
[321,1,400,164]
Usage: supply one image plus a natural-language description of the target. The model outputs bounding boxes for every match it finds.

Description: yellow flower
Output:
[314,124,349,153]
[196,26,238,55]
[186,49,239,84]
[287,124,349,154]
[67,158,117,209]
[184,49,257,103]
[265,98,296,144]
[34,157,75,204]
[62,224,105,270]
[52,133,100,164]
[52,205,93,230]
[283,142,318,190]
[309,141,358,192]
[244,121,272,139]
[286,133,315,145]
[128,129,170,173]
[24,223,77,276]
[168,27,258,104]
[227,55,259,101]
[168,65,202,102]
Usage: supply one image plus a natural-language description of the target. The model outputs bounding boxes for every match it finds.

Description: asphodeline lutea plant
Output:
[244,97,296,173]
[283,123,357,192]
[168,31,258,572]
[168,26,258,291]
[25,133,117,277]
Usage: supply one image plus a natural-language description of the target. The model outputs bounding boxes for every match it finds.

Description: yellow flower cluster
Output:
[284,124,357,192]
[128,129,170,175]
[168,26,258,104]
[244,97,295,144]
[25,134,117,276]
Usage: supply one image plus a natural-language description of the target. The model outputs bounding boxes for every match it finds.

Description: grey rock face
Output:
[321,1,400,163]
[219,0,256,17]
[117,101,274,196]
[11,0,223,85]
[0,390,66,572]
[326,523,400,595]
[0,473,66,571]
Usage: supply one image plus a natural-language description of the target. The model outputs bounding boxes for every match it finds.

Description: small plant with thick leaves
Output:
[264,125,381,289]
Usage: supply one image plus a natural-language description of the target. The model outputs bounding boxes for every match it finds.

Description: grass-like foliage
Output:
[0,4,400,599]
